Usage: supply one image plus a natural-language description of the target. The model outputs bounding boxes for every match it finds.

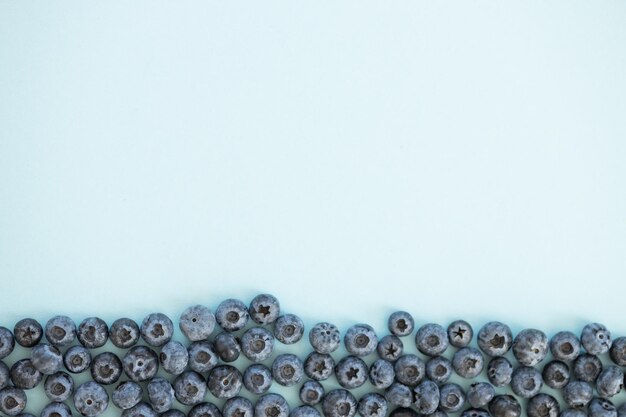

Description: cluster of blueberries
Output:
[0,294,625,417]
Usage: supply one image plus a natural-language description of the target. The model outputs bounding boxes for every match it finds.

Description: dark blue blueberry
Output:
[358,393,387,417]
[161,410,186,417]
[122,403,158,417]
[109,318,140,349]
[304,352,335,381]
[215,299,249,332]
[173,371,207,406]
[241,327,274,361]
[394,354,425,386]
[188,340,219,373]
[467,382,495,408]
[369,359,395,389]
[447,320,473,348]
[385,383,413,408]
[486,356,512,387]
[0,361,9,390]
[388,311,414,337]
[438,383,466,413]
[44,315,76,348]
[377,335,403,362]
[122,346,159,382]
[426,356,452,384]
[460,409,490,417]
[147,377,174,413]
[140,313,174,347]
[10,359,42,389]
[413,380,440,415]
[73,381,109,417]
[13,318,43,348]
[512,328,548,366]
[112,381,143,410]
[452,347,483,379]
[561,409,588,417]
[77,317,108,349]
[322,389,357,417]
[31,343,63,375]
[223,397,253,417]
[207,365,243,399]
[159,340,189,375]
[388,408,419,417]
[510,365,542,398]
[249,294,281,325]
[582,323,612,355]
[563,380,593,409]
[243,363,272,395]
[550,331,581,362]
[596,365,624,398]
[0,387,27,416]
[527,394,559,417]
[213,332,241,363]
[618,404,626,417]
[609,337,626,366]
[274,314,305,345]
[309,322,341,354]
[63,345,91,374]
[41,402,71,417]
[272,354,304,387]
[300,380,324,405]
[590,399,618,417]
[542,360,570,389]
[488,395,521,417]
[254,393,289,417]
[0,327,14,359]
[179,305,216,341]
[415,323,448,357]
[43,371,73,402]
[90,352,122,385]
[574,353,602,383]
[291,406,320,417]
[188,403,223,417]
[335,356,368,389]
[345,324,378,357]
[477,321,512,357]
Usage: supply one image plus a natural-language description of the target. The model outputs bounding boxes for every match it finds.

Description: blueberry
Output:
[609,337,626,366]
[0,362,9,390]
[188,340,219,373]
[510,365,542,398]
[249,294,281,325]
[122,346,159,382]
[323,389,357,417]
[179,305,216,341]
[488,395,521,417]
[122,403,158,417]
[528,394,560,417]
[0,328,14,360]
[43,371,74,402]
[309,322,341,354]
[486,356,513,387]
[561,409,589,417]
[447,320,473,348]
[254,393,289,417]
[300,380,324,405]
[147,377,175,413]
[189,403,223,417]
[563,381,593,409]
[243,363,273,395]
[161,410,186,417]
[109,318,140,348]
[160,341,189,375]
[41,402,71,417]
[274,314,305,345]
[394,354,425,386]
[77,317,108,349]
[112,381,143,410]
[207,365,242,399]
[223,397,253,417]
[345,324,378,357]
[413,380,440,415]
[272,353,304,386]
[215,299,249,332]
[452,347,484,379]
[512,328,548,366]
[63,345,92,374]
[13,318,43,348]
[31,343,63,375]
[573,353,602,383]
[91,352,122,385]
[10,359,42,389]
[582,323,612,355]
[0,387,27,416]
[173,371,207,405]
[214,332,241,363]
[291,406,321,417]
[596,365,624,398]
[426,356,452,384]
[241,327,274,361]
[377,335,403,362]
[415,323,448,357]
[388,311,414,337]
[369,359,395,389]
[477,321,512,357]
[619,404,626,417]
[550,331,581,362]
[460,409,489,417]
[388,408,420,417]
[438,383,466,413]
[385,383,413,408]
[542,360,570,389]
[140,313,174,347]
[335,356,368,389]
[358,393,387,417]
[467,382,495,408]
[304,352,335,381]
[73,381,109,417]
[44,315,76,347]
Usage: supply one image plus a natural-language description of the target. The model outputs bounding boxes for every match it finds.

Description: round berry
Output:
[77,317,108,349]
[109,318,140,349]
[44,315,76,347]
[447,320,473,348]
[274,314,305,344]
[179,305,216,341]
[215,298,249,332]
[388,311,414,337]
[13,318,42,348]
[249,294,280,325]
[140,313,173,347]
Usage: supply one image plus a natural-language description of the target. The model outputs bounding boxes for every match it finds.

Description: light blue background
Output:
[1,2,626,416]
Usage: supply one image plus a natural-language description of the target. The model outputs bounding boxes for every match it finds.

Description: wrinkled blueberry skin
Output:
[300,380,324,406]
[385,382,413,408]
[112,381,143,410]
[179,305,216,342]
[31,344,63,375]
[0,387,27,416]
[596,365,624,398]
[358,392,387,417]
[45,316,77,348]
[550,331,581,362]
[542,360,570,389]
[426,356,452,384]
[10,359,42,389]
[249,294,281,325]
[487,356,513,387]
[488,395,521,417]
[207,365,243,399]
[394,354,425,386]
[0,362,9,390]
[43,371,74,402]
[140,313,174,347]
[73,381,109,417]
[213,332,241,363]
[147,377,175,413]
[109,318,140,349]
[574,353,603,383]
[91,352,122,385]
[439,383,466,413]
[563,380,593,409]
[610,337,626,366]
[335,356,368,389]
[369,359,395,390]
[223,396,253,417]
[511,366,543,398]
[243,364,272,395]
[561,409,589,417]
[160,341,189,375]
[274,314,305,345]
[388,311,414,337]
[272,354,304,387]
[122,346,159,382]
[241,327,274,361]
[0,328,14,359]
[467,382,495,408]
[64,345,92,374]
[254,393,289,417]
[189,402,222,417]
[41,402,72,417]
[477,321,512,357]
[344,324,378,357]
[14,318,43,348]
[589,398,617,417]
[413,379,440,415]
[122,402,158,417]
[581,323,612,356]
[415,323,449,357]
[447,320,473,348]
[188,340,219,373]
[452,347,484,379]
[173,371,207,406]
[527,394,560,417]
[290,405,320,417]
[215,299,249,332]
[512,328,548,366]
[322,389,357,417]
[161,410,185,417]
[304,352,335,381]
[377,335,403,362]
[309,322,341,354]
[77,317,109,349]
